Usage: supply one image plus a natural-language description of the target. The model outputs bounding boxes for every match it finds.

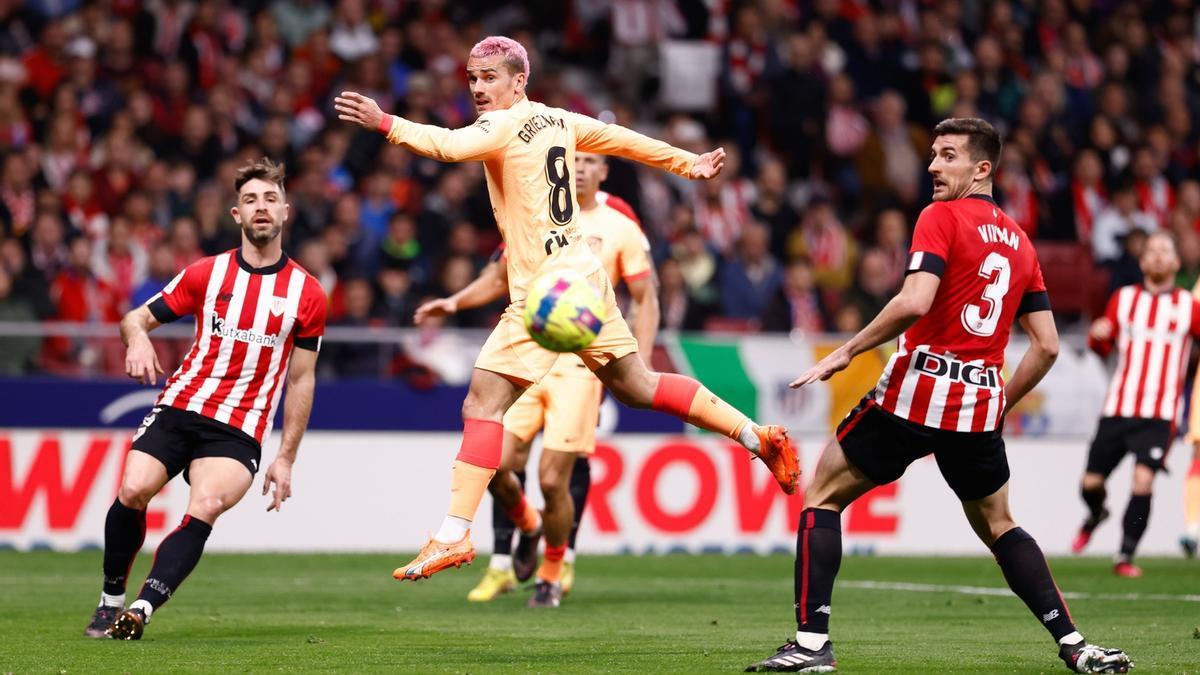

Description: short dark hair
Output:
[932,117,1002,170]
[234,157,286,193]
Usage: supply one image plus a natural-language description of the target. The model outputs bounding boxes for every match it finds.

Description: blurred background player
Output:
[416,152,659,607]
[86,159,326,640]
[749,119,1130,674]
[336,35,798,582]
[1075,232,1200,576]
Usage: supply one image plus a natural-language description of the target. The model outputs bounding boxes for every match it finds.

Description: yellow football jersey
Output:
[384,96,694,302]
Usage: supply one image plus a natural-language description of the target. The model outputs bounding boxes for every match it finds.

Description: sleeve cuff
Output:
[1017,290,1052,316]
[905,251,946,277]
[147,296,181,324]
[294,335,321,352]
[623,269,652,283]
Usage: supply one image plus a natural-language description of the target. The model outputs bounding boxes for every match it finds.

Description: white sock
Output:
[1188,522,1200,539]
[795,630,827,651]
[1059,631,1084,647]
[739,424,761,455]
[489,554,513,572]
[434,515,471,543]
[129,599,153,621]
[100,592,125,608]
[564,548,576,564]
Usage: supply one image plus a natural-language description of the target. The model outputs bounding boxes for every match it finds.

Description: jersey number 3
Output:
[961,252,1010,337]
[545,146,573,225]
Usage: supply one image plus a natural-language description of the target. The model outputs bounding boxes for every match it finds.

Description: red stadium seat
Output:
[1035,242,1096,319]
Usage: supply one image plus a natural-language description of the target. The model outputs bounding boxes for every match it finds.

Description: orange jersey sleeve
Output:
[384,112,512,162]
[568,113,697,179]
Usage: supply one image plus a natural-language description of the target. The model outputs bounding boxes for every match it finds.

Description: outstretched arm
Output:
[414,258,509,325]
[1003,310,1059,415]
[790,271,941,388]
[335,91,507,163]
[120,305,165,385]
[570,112,724,179]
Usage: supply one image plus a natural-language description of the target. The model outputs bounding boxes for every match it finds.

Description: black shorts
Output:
[130,405,262,483]
[1086,416,1172,476]
[837,394,1010,502]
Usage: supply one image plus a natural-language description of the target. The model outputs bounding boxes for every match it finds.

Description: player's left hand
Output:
[690,147,726,179]
[789,347,851,388]
[263,458,293,512]
[334,91,384,132]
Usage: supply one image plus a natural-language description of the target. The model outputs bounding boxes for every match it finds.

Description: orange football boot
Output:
[753,425,801,495]
[394,534,476,581]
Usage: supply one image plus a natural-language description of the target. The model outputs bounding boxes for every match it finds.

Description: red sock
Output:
[504,496,541,534]
[539,543,567,583]
[1190,459,1200,478]
[652,373,750,440]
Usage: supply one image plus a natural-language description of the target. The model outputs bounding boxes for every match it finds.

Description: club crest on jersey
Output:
[913,351,998,388]
[270,296,286,317]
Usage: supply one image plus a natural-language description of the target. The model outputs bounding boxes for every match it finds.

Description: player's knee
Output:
[540,469,570,501]
[607,372,655,409]
[1081,473,1105,491]
[189,494,228,522]
[118,479,158,510]
[461,394,503,422]
[1131,465,1155,495]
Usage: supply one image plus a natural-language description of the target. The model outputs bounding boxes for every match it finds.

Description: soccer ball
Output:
[523,269,606,353]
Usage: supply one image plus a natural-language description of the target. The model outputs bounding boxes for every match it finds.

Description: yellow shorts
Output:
[475,269,638,385]
[503,363,603,453]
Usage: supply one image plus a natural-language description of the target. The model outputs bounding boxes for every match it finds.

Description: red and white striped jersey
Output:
[146,249,327,444]
[1090,285,1200,421]
[873,195,1049,432]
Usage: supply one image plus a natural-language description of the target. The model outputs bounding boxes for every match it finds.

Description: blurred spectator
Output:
[768,32,825,179]
[761,258,828,334]
[1131,145,1175,228]
[28,211,69,281]
[856,90,928,207]
[0,150,35,237]
[693,146,753,256]
[328,0,377,63]
[272,0,332,48]
[995,145,1039,237]
[1175,181,1200,233]
[64,168,109,238]
[719,4,779,165]
[0,263,38,373]
[1048,149,1108,242]
[751,158,799,257]
[167,215,204,270]
[359,171,397,239]
[377,211,431,290]
[45,236,121,371]
[130,241,178,309]
[1092,182,1157,264]
[1107,227,1150,293]
[788,199,858,293]
[322,276,382,378]
[1,237,54,319]
[435,255,489,328]
[373,258,417,326]
[872,208,909,292]
[1176,229,1200,292]
[719,222,782,321]
[658,257,708,331]
[607,0,685,103]
[845,249,895,323]
[91,217,148,312]
[670,228,720,314]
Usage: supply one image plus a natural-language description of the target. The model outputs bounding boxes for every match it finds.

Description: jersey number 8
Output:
[545,146,573,225]
[961,252,1010,337]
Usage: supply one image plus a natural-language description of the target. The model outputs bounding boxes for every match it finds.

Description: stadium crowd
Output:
[0,0,1197,378]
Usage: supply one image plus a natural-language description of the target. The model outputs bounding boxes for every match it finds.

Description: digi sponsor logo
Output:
[913,352,998,388]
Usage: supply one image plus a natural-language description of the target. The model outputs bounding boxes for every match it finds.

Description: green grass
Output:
[1,552,1196,673]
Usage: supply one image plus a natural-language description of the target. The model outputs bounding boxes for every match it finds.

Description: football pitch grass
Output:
[1,552,1196,673]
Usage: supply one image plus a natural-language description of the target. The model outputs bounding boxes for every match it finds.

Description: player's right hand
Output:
[1089,317,1114,342]
[334,91,384,132]
[789,347,851,388]
[414,297,458,325]
[125,333,164,386]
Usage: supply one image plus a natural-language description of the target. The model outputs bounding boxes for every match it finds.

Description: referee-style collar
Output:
[235,248,288,275]
[965,193,997,205]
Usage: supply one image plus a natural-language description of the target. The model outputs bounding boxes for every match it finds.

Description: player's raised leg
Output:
[961,483,1130,672]
[1073,469,1109,555]
[529,449,578,607]
[84,450,166,637]
[108,457,253,640]
[593,352,799,494]
[395,367,526,581]
[1114,464,1155,577]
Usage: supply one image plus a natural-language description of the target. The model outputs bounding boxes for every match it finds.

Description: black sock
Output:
[493,471,526,556]
[1081,486,1107,526]
[794,508,841,635]
[103,498,147,597]
[1119,494,1152,560]
[568,457,591,550]
[136,515,212,610]
[991,527,1077,642]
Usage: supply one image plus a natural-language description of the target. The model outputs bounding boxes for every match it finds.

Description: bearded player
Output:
[335,35,798,581]
[415,154,657,606]
[747,119,1130,673]
[84,158,326,640]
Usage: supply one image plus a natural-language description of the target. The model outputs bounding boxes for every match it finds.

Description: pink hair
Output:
[469,36,530,81]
